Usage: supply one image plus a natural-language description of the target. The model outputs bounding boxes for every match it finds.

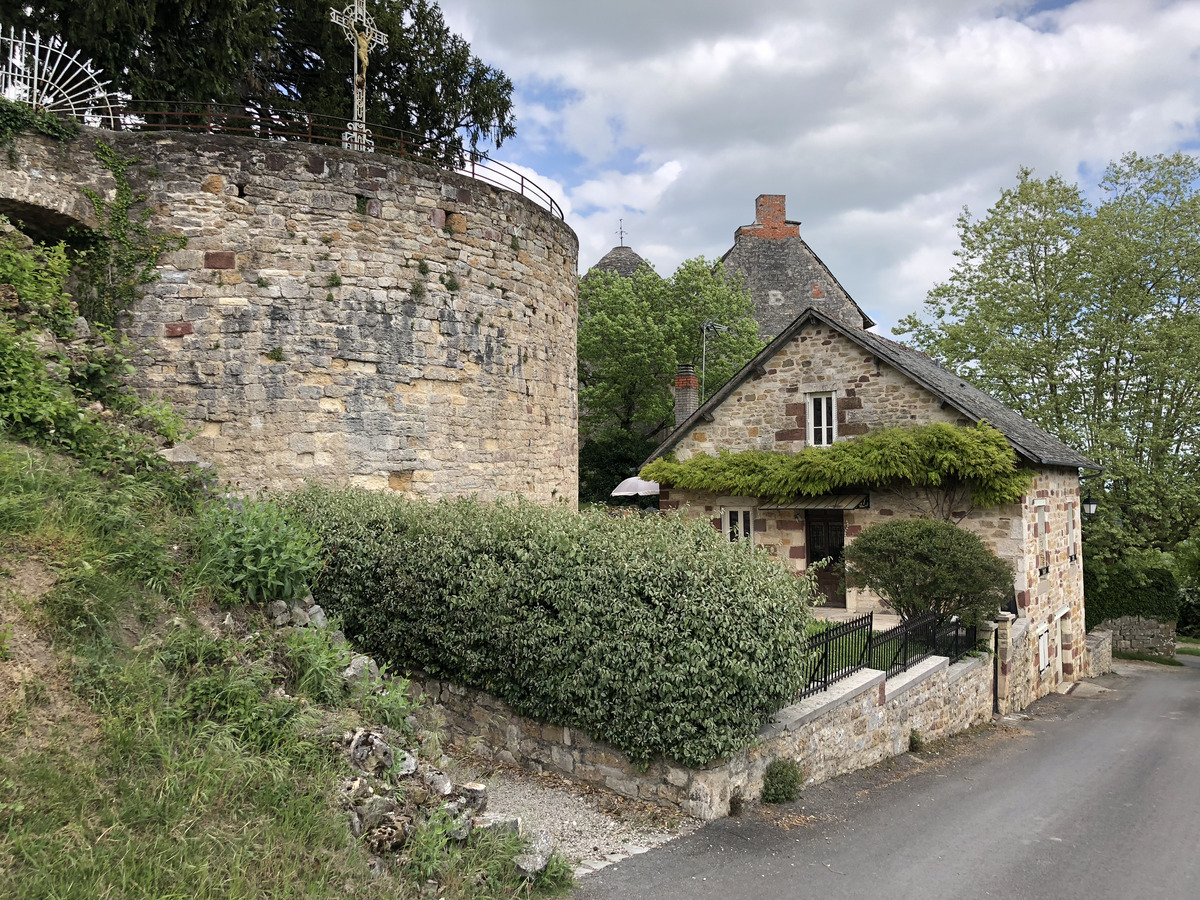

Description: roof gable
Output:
[646,307,1098,470]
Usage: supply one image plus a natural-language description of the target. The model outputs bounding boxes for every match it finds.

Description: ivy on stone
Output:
[640,422,1033,509]
[72,141,187,326]
[0,97,79,167]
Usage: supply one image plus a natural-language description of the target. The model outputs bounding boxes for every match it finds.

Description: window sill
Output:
[1038,566,1050,577]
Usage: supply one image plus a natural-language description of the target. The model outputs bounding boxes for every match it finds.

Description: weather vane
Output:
[330,0,388,152]
[616,219,628,247]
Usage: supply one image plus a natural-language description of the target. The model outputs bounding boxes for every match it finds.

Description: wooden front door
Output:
[806,510,846,608]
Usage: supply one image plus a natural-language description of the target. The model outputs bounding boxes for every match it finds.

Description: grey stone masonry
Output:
[2,131,579,503]
[412,652,993,822]
[1096,616,1176,658]
[720,195,873,339]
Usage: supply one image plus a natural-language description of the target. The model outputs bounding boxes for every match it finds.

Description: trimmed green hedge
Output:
[286,486,815,767]
[1084,563,1179,630]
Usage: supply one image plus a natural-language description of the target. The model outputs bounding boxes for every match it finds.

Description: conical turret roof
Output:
[588,245,656,279]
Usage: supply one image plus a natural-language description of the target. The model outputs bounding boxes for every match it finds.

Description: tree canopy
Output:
[9,0,515,156]
[577,257,762,503]
[897,154,1200,563]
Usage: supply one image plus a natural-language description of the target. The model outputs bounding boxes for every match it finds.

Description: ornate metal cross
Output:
[330,0,388,152]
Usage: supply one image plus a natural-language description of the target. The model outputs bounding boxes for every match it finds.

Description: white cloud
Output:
[440,0,1200,331]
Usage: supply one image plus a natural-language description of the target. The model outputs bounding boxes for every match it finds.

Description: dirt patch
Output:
[0,555,99,752]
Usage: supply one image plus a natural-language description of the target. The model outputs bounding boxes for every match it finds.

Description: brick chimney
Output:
[735,194,801,240]
[674,364,699,426]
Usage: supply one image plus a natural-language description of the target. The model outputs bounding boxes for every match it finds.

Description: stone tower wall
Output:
[3,131,579,503]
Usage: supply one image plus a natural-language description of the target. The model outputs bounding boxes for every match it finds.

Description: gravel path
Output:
[461,757,700,878]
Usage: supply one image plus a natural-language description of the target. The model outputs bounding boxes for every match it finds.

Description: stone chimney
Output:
[735,194,801,240]
[674,364,699,426]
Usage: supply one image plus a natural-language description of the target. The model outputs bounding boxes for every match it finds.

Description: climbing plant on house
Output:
[641,422,1033,513]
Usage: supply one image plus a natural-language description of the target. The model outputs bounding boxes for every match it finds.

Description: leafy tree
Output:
[897,154,1200,562]
[577,258,762,502]
[9,0,514,157]
[843,519,1013,625]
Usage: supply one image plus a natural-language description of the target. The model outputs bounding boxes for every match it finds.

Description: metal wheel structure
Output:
[0,27,116,123]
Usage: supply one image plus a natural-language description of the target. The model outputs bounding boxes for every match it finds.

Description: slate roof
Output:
[588,245,656,279]
[646,307,1099,471]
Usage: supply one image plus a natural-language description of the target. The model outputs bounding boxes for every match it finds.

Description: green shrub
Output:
[844,519,1013,625]
[1178,587,1200,638]
[286,486,815,767]
[195,497,322,605]
[760,758,802,803]
[909,728,924,752]
[1084,562,1179,630]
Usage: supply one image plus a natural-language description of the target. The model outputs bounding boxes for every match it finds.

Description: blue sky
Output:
[439,0,1200,334]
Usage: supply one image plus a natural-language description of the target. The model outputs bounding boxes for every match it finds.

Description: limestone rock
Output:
[349,730,394,774]
[514,829,554,878]
[343,654,380,688]
[473,813,521,837]
[288,604,310,627]
[306,604,328,628]
[456,782,488,813]
[422,769,452,796]
[396,750,418,777]
[357,794,398,832]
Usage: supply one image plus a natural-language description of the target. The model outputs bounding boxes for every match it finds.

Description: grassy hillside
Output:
[0,440,571,898]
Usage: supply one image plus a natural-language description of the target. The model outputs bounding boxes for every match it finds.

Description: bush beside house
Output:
[288,486,816,768]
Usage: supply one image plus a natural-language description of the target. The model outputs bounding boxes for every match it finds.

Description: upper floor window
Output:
[808,393,836,446]
[1036,504,1049,576]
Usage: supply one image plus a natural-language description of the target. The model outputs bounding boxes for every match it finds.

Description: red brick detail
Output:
[775,519,803,531]
[1001,661,1011,675]
[1017,590,1029,609]
[430,208,446,228]
[840,396,862,410]
[845,525,863,537]
[164,322,193,338]
[789,546,806,559]
[840,423,869,436]
[659,490,671,501]
[754,519,767,532]
[457,188,472,203]
[661,501,680,511]
[785,402,805,417]
[877,683,886,703]
[307,154,326,175]
[811,284,825,299]
[844,388,856,398]
[733,194,801,240]
[711,518,721,530]
[204,251,236,269]
[775,428,805,442]
[266,153,288,172]
[674,372,699,390]
[879,509,894,517]
[1063,663,1075,676]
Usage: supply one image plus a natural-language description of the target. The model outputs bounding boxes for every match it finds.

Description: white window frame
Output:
[726,508,754,544]
[1036,502,1049,577]
[1067,500,1078,563]
[1037,627,1050,671]
[807,392,837,447]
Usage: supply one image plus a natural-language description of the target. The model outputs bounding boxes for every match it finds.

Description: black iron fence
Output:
[797,613,873,700]
[798,612,979,698]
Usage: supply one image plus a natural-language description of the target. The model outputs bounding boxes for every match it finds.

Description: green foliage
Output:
[1084,562,1179,630]
[578,258,762,502]
[909,729,925,752]
[71,142,188,325]
[842,519,1013,625]
[265,346,285,362]
[0,221,76,334]
[579,430,659,508]
[327,273,343,288]
[15,0,516,158]
[1178,587,1200,639]
[0,96,78,165]
[445,275,460,292]
[898,155,1200,561]
[760,759,802,804]
[287,485,816,767]
[195,498,322,605]
[642,423,1032,510]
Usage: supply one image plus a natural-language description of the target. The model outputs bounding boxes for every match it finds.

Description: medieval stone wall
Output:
[3,131,579,502]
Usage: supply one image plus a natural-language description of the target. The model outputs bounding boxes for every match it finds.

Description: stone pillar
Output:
[1060,617,1077,681]
[995,613,1015,715]
[674,364,699,426]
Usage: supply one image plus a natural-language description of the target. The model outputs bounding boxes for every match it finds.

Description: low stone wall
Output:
[1096,616,1176,658]
[412,653,993,822]
[1085,630,1113,676]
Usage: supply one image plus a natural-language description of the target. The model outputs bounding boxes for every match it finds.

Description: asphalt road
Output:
[573,657,1200,900]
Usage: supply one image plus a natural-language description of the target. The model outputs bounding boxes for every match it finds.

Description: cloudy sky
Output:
[438,0,1200,333]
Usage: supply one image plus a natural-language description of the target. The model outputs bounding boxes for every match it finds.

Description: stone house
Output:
[644,300,1098,704]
